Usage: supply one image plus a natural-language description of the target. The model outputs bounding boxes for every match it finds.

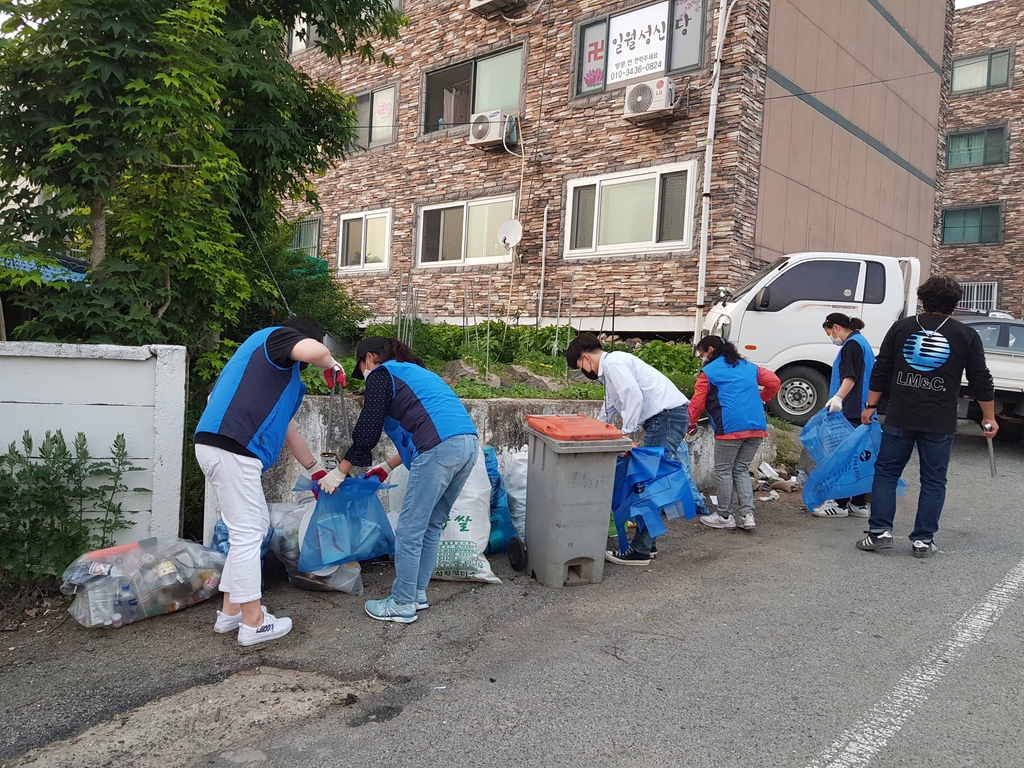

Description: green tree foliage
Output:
[232,224,368,345]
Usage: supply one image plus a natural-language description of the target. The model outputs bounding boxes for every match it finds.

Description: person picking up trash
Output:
[690,336,781,532]
[194,316,344,646]
[855,276,997,558]
[316,336,479,623]
[810,313,875,519]
[566,332,707,567]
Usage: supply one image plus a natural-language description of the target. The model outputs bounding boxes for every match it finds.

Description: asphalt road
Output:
[3,424,1023,767]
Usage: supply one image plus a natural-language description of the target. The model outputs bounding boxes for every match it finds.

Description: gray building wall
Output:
[754,0,952,270]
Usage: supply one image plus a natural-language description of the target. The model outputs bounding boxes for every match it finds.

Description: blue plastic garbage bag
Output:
[211,519,273,560]
[800,409,857,463]
[611,447,697,553]
[211,519,273,588]
[482,447,516,554]
[802,421,906,510]
[293,476,396,572]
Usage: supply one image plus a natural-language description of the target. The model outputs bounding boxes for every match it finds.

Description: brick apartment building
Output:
[936,0,1023,317]
[285,0,952,334]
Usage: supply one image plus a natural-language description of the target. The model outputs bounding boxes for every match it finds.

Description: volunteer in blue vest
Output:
[565,332,709,567]
[194,316,344,646]
[316,336,479,623]
[690,336,781,531]
[810,313,876,518]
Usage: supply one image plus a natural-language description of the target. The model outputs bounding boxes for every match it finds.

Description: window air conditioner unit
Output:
[468,110,517,148]
[623,78,676,123]
[469,0,519,15]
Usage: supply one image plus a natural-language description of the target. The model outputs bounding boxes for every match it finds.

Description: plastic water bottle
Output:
[120,581,138,619]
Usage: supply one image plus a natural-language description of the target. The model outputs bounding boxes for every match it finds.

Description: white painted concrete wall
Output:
[0,342,186,542]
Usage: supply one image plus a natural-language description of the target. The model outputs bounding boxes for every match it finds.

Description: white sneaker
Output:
[700,512,736,529]
[237,607,293,646]
[737,513,756,530]
[214,610,243,634]
[847,502,871,518]
[811,500,848,517]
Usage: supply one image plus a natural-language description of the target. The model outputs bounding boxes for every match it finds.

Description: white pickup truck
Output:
[702,251,1024,438]
[702,252,921,425]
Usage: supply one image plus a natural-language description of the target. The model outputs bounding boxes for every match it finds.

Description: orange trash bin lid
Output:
[524,414,622,441]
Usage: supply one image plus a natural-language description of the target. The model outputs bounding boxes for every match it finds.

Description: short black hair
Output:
[283,314,324,341]
[565,332,603,369]
[917,276,963,315]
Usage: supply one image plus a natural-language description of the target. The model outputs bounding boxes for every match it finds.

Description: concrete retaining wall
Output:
[0,341,187,542]
[203,395,780,543]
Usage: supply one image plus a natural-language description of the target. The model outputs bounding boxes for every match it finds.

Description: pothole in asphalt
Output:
[9,667,382,768]
[346,703,404,727]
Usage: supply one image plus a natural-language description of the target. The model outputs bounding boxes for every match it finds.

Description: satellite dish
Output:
[497,219,523,250]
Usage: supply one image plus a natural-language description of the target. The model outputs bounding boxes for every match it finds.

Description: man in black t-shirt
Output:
[855,276,997,558]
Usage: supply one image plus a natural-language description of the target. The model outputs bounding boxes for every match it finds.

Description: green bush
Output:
[0,430,145,587]
[452,379,604,400]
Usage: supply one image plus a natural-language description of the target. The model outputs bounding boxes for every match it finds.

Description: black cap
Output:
[351,336,387,379]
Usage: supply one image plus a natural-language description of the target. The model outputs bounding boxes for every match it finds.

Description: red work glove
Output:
[310,468,327,499]
[364,461,392,484]
[324,361,346,389]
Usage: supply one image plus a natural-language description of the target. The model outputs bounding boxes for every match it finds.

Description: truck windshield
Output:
[727,257,789,304]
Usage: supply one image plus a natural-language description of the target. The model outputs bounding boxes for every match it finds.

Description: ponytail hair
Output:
[823,312,865,332]
[380,338,425,368]
[695,335,744,367]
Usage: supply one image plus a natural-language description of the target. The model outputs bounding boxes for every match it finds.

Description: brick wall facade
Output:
[283,0,771,333]
[937,0,1024,316]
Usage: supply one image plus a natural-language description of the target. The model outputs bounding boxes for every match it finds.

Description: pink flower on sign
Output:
[583,68,604,87]
[375,101,391,117]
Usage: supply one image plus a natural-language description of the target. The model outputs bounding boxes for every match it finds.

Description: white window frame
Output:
[563,160,698,259]
[337,208,392,272]
[416,194,517,267]
[286,17,317,57]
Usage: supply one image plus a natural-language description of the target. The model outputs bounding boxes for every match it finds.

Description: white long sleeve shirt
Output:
[596,351,689,434]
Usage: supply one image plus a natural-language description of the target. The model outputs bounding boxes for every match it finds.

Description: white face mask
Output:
[831,335,844,347]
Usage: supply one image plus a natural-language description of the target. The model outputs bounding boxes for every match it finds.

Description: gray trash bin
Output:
[523,415,632,587]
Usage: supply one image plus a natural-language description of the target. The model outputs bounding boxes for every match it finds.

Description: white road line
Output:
[807,557,1024,768]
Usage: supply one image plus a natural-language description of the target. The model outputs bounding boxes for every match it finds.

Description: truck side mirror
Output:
[755,286,771,309]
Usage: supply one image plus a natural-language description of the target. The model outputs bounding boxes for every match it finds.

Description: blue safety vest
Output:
[829,331,875,414]
[702,357,767,436]
[195,327,306,471]
[378,360,478,467]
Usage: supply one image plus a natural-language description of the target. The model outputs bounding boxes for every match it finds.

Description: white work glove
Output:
[826,394,844,414]
[317,468,347,494]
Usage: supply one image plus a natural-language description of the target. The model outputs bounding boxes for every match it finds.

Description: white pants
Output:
[195,444,268,604]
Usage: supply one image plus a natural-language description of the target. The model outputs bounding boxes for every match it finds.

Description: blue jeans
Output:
[392,434,479,603]
[631,406,705,555]
[869,423,955,542]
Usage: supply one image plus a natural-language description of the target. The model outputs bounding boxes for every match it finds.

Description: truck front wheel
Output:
[769,366,829,426]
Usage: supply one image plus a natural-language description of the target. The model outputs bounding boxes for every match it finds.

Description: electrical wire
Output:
[213,153,294,317]
[223,64,942,134]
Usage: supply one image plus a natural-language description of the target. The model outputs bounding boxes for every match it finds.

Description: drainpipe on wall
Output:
[694,0,739,337]
[537,203,549,328]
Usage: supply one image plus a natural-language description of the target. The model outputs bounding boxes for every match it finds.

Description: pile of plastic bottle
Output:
[61,538,226,629]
